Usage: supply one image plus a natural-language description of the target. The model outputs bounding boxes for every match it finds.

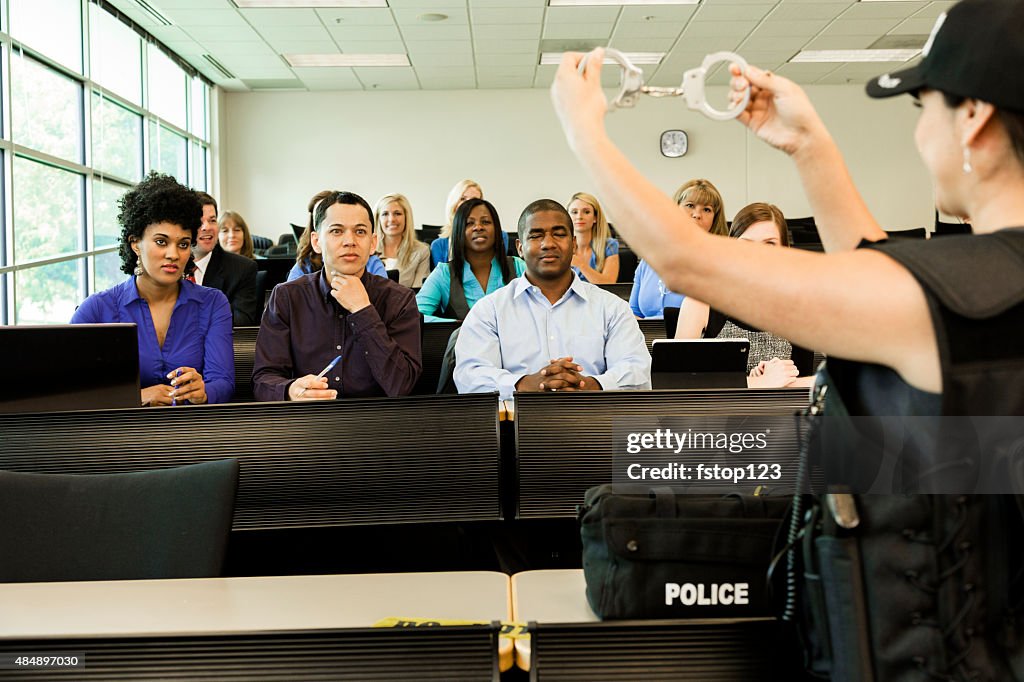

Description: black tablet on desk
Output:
[0,323,140,413]
[651,338,749,389]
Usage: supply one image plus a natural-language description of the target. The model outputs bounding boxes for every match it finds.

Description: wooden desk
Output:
[0,571,515,675]
[510,569,596,670]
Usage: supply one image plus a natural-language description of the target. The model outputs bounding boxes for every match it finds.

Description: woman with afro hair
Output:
[72,172,234,405]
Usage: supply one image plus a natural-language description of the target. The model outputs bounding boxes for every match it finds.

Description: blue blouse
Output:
[287,254,387,282]
[417,256,527,322]
[429,232,512,270]
[629,259,685,319]
[574,237,620,282]
[70,277,235,404]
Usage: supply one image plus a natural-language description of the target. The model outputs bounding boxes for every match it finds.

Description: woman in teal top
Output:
[417,198,525,322]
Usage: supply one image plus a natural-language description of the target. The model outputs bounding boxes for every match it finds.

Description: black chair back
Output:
[0,460,238,582]
[597,283,631,302]
[617,246,638,283]
[415,320,461,395]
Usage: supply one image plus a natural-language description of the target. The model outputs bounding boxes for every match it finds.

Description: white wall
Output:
[220,85,934,242]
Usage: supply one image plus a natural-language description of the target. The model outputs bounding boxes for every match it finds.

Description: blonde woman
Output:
[374,193,430,289]
[430,179,509,269]
[567,192,619,283]
[217,210,255,259]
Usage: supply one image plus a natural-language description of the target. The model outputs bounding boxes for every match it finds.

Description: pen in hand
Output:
[297,355,342,397]
[170,368,181,406]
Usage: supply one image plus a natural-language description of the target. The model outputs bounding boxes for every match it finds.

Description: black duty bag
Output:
[579,484,790,619]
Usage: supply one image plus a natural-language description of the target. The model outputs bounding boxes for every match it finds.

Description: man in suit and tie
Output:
[193,192,261,326]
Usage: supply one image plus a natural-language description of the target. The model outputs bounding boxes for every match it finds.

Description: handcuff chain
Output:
[640,85,686,98]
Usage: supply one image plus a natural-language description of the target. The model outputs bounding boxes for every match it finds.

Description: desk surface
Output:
[0,571,512,639]
[510,569,597,670]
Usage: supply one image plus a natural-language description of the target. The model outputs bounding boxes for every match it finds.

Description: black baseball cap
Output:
[866,0,1024,113]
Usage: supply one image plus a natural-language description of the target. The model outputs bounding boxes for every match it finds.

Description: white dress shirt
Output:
[454,274,652,399]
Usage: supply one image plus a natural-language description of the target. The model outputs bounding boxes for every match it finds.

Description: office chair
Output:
[0,459,238,582]
[252,235,273,252]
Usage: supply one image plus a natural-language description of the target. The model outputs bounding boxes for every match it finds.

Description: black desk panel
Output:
[0,393,501,530]
[514,389,809,519]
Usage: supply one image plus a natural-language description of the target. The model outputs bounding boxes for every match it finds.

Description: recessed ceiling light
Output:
[549,0,698,5]
[790,49,920,63]
[284,53,409,67]
[540,51,664,65]
[233,0,388,8]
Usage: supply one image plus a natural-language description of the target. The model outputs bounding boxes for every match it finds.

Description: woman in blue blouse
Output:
[630,178,728,318]
[71,172,234,406]
[417,198,526,322]
[567,192,619,283]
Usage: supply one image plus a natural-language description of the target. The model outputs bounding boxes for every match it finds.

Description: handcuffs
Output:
[579,48,751,122]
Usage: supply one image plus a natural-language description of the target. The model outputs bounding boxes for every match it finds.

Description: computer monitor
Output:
[0,323,140,413]
[651,338,749,389]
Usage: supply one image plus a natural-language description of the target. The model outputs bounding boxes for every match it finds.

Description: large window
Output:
[0,1,213,324]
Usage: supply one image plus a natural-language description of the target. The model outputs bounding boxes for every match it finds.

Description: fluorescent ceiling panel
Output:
[540,51,664,65]
[284,53,410,66]
[233,1,387,7]
[790,49,920,63]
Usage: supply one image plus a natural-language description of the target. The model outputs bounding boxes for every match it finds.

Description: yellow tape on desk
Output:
[374,617,528,639]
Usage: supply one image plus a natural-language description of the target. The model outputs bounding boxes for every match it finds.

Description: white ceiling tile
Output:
[406,40,473,54]
[237,8,322,26]
[840,1,927,20]
[219,54,289,70]
[315,8,396,26]
[612,21,685,39]
[477,66,535,79]
[684,20,760,37]
[183,25,265,42]
[804,34,878,50]
[328,24,403,41]
[304,79,363,90]
[470,7,545,24]
[774,61,841,79]
[618,5,696,22]
[399,24,472,41]
[387,0,462,6]
[474,24,542,40]
[162,7,248,27]
[695,3,772,21]
[409,51,474,66]
[543,23,612,40]
[416,66,477,80]
[545,6,621,23]
[229,66,295,78]
[393,6,468,24]
[752,19,831,37]
[473,39,539,54]
[291,66,359,81]
[819,18,903,37]
[162,40,208,56]
[477,77,533,89]
[137,0,234,7]
[767,3,851,21]
[419,78,475,89]
[195,41,277,56]
[888,17,941,35]
[264,40,339,54]
[334,40,407,53]
[253,25,333,41]
[608,37,676,52]
[739,49,800,65]
[740,34,808,51]
[470,0,546,6]
[476,52,535,67]
[352,66,419,88]
[667,35,735,52]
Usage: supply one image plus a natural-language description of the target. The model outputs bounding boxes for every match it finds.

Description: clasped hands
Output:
[747,357,800,388]
[516,356,601,393]
[141,366,207,406]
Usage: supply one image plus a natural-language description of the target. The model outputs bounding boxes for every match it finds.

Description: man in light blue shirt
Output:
[455,199,651,399]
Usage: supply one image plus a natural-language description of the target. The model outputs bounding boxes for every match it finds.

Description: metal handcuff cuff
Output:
[579,48,751,121]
